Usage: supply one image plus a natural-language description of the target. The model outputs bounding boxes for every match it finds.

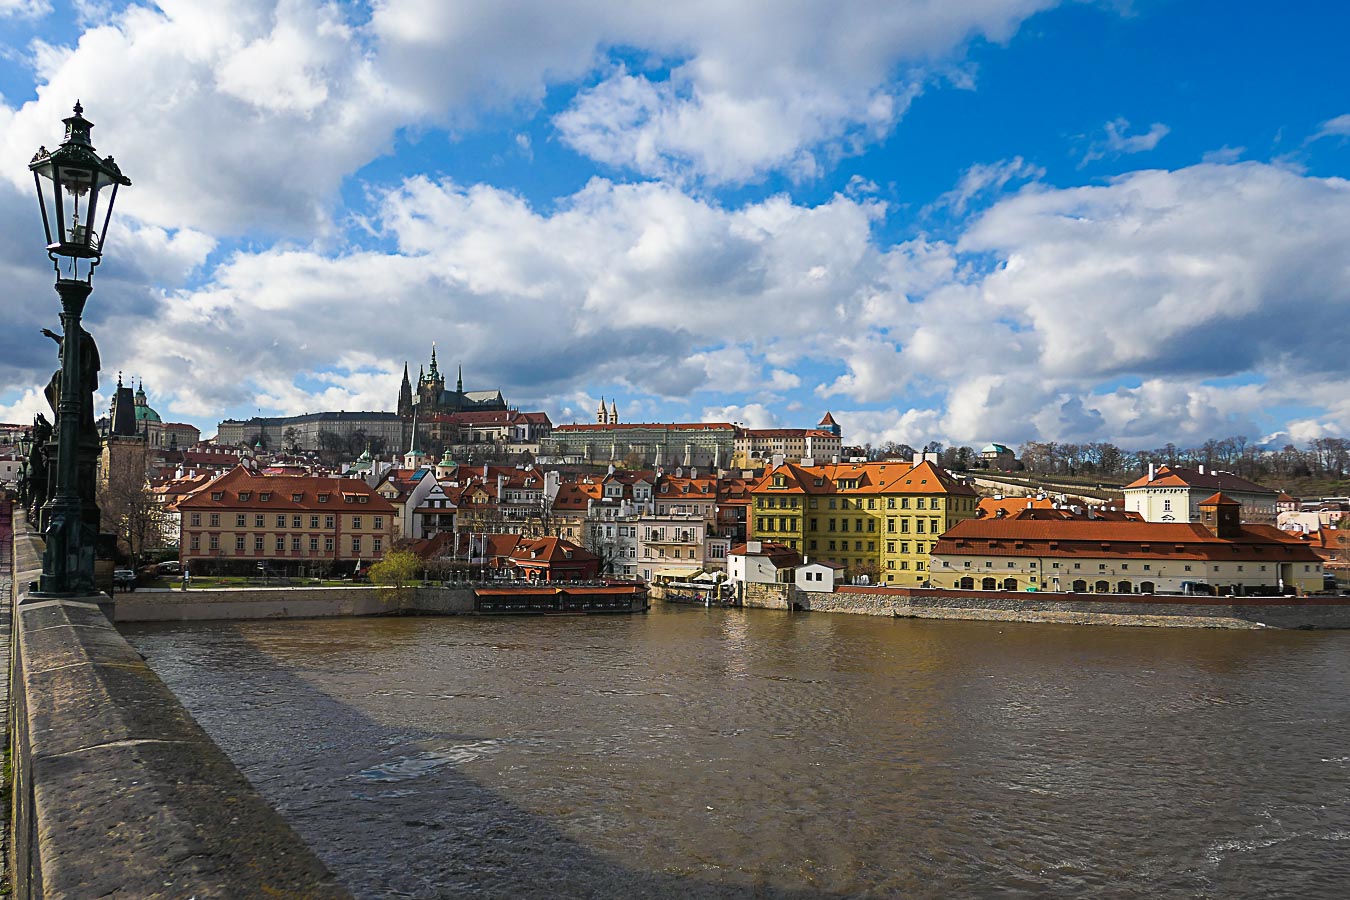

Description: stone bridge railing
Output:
[7,521,350,898]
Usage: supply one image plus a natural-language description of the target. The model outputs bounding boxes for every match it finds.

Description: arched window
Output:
[1072,580,1087,592]
[958,577,974,590]
[1117,580,1132,594]
[1139,581,1155,594]
[981,577,998,590]
[1002,577,1018,591]
[1094,580,1110,593]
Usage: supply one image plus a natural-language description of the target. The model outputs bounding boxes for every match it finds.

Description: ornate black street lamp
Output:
[29,102,130,596]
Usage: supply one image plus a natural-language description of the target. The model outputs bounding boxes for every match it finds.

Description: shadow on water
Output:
[123,617,845,900]
[123,608,1350,900]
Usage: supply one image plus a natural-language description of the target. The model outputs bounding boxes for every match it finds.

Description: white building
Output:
[795,560,844,593]
[727,540,802,586]
[1123,464,1278,525]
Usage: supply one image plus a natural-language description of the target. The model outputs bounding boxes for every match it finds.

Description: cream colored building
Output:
[931,495,1323,595]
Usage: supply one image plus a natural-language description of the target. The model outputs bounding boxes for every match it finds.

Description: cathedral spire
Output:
[597,396,607,424]
[398,361,413,418]
[457,363,463,394]
[428,342,440,382]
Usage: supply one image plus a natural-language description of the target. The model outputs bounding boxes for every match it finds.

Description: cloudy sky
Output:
[1,0,1348,451]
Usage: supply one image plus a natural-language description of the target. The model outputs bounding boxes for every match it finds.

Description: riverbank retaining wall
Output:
[741,582,1350,629]
[7,525,351,898]
[111,584,478,621]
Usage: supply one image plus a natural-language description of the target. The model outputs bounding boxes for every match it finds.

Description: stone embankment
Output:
[740,582,1350,629]
[7,517,351,899]
[110,582,645,621]
[111,583,475,621]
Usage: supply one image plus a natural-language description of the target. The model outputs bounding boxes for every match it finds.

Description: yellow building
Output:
[749,460,978,585]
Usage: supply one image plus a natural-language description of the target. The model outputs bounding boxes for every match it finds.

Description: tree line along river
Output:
[123,604,1350,898]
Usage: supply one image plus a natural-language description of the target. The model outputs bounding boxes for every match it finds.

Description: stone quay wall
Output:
[111,584,477,622]
[740,582,1350,629]
[7,525,351,899]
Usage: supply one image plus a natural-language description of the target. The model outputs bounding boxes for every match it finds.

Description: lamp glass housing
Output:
[29,102,130,281]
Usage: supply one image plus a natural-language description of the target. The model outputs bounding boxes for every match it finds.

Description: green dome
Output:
[134,405,161,424]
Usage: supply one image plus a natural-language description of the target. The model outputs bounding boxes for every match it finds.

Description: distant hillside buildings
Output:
[217,346,551,457]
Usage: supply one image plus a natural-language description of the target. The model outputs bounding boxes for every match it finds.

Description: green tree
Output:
[368,549,421,607]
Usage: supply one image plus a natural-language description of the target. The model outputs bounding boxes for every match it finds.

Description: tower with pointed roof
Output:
[403,407,428,469]
[100,372,148,494]
[398,344,513,457]
[597,397,608,424]
[397,362,413,418]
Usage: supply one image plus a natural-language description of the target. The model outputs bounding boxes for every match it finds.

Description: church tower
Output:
[427,344,444,392]
[100,372,147,494]
[597,397,608,424]
[610,400,618,424]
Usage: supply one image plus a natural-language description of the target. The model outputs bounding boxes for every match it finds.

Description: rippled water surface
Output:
[123,606,1350,898]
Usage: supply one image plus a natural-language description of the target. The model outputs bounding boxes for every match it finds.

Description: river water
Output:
[122,605,1350,898]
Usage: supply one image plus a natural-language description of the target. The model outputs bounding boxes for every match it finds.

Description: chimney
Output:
[1198,464,1206,475]
[746,540,762,554]
[1148,463,1155,482]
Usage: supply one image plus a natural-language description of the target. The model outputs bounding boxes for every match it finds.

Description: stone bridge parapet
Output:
[8,521,351,898]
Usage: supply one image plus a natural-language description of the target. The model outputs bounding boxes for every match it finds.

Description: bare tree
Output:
[98,477,170,569]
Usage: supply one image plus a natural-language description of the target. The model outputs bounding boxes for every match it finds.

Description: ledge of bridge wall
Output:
[9,527,351,899]
[740,579,1350,629]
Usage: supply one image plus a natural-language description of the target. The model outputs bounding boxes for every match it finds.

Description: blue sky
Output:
[1,0,1348,452]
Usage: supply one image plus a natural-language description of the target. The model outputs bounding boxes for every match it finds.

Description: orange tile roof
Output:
[750,459,976,496]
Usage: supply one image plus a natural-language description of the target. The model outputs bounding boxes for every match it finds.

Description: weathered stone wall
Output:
[738,577,1350,629]
[797,587,1350,629]
[742,582,792,610]
[8,527,350,899]
[112,584,478,621]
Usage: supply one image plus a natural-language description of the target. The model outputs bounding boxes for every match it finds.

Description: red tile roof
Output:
[729,542,803,567]
[554,422,736,432]
[174,465,395,513]
[1123,466,1275,494]
[934,518,1321,563]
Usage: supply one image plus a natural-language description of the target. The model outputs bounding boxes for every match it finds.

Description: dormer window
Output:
[318,493,330,503]
[259,492,271,501]
[211,491,224,501]
[292,493,304,503]
[238,492,251,502]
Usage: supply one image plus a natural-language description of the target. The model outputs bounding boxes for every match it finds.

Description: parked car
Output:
[156,560,181,576]
[113,569,136,590]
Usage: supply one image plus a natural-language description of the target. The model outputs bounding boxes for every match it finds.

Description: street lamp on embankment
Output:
[27,101,130,597]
